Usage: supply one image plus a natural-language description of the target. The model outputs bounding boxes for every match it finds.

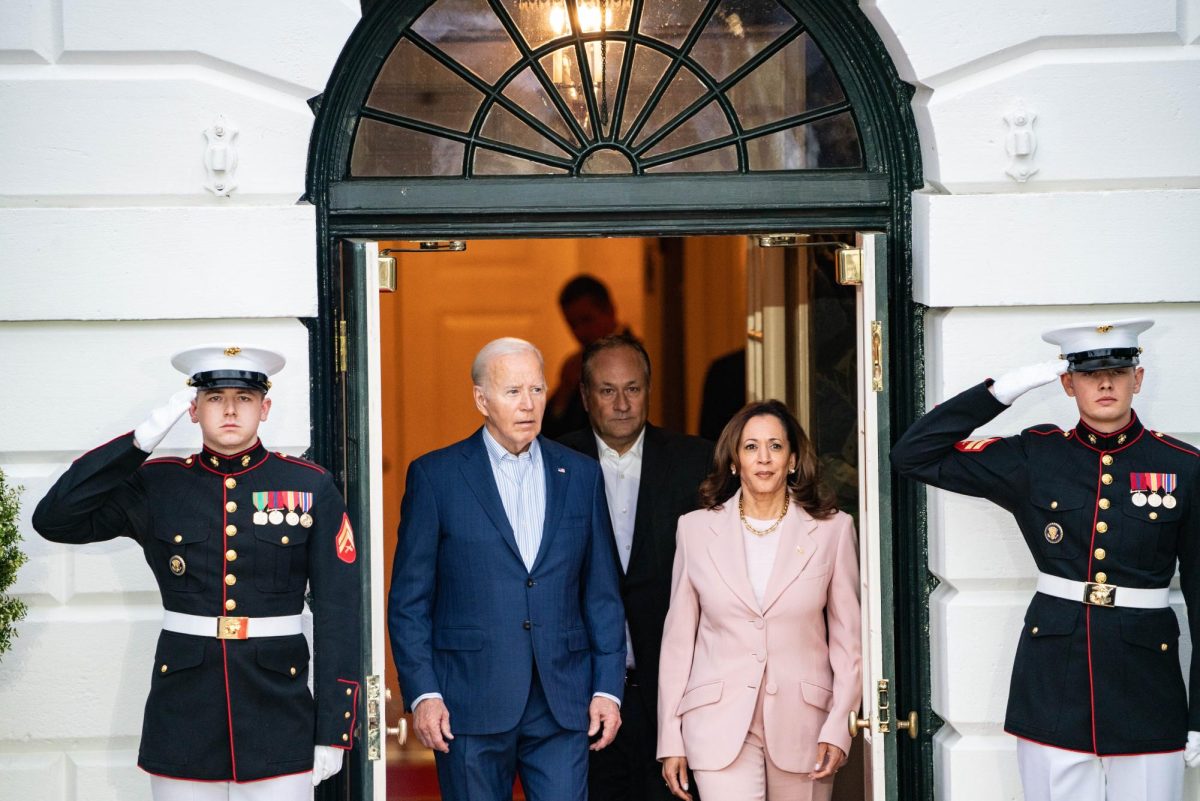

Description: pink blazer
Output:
[656,490,861,772]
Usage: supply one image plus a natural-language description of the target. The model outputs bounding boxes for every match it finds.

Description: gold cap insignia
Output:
[224,346,242,357]
[241,455,251,467]
[1096,325,1113,334]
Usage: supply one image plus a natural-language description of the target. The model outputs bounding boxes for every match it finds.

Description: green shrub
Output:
[0,467,28,659]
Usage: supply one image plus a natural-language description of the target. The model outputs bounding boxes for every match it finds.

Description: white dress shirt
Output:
[595,428,644,669]
[743,517,782,609]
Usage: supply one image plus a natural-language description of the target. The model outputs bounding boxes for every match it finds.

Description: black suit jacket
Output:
[559,424,713,708]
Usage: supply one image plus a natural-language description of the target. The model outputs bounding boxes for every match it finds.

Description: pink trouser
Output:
[691,683,834,801]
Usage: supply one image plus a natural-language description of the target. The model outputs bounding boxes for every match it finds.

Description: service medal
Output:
[283,490,300,525]
[1044,523,1063,544]
[269,510,285,525]
[298,493,314,529]
[1162,473,1178,509]
[1164,495,1177,509]
[286,512,300,526]
[252,492,270,525]
[1131,493,1148,507]
[169,555,187,576]
[1147,493,1163,508]
[1130,473,1149,507]
[300,513,314,528]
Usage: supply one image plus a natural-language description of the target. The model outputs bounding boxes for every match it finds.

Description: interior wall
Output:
[682,236,748,434]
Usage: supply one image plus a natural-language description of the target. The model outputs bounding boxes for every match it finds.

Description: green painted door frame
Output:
[304,2,933,799]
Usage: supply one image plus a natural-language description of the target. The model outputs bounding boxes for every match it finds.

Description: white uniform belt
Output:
[1036,572,1170,609]
[162,610,304,639]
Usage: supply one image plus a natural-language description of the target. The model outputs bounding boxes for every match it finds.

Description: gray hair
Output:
[471,337,545,387]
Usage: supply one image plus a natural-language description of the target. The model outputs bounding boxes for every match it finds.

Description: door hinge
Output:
[876,678,891,733]
[337,319,348,374]
[871,321,883,393]
[378,255,397,293]
[366,675,382,761]
[836,247,863,285]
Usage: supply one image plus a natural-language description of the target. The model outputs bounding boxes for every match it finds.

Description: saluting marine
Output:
[891,319,1200,801]
[33,345,362,801]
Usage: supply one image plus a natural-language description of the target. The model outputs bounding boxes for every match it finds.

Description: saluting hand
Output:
[413,697,454,753]
[587,696,621,751]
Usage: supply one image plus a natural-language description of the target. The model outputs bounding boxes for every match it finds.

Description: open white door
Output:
[852,231,899,801]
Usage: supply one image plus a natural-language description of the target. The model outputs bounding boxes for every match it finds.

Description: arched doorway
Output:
[305,1,927,799]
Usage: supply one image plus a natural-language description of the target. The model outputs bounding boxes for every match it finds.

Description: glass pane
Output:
[641,99,733,158]
[688,0,796,83]
[502,66,583,146]
[473,147,570,175]
[745,111,861,170]
[480,103,572,157]
[638,0,707,49]
[580,147,635,174]
[411,0,522,86]
[351,119,464,176]
[497,0,568,50]
[617,45,671,139]
[644,145,737,173]
[729,32,847,131]
[539,40,625,137]
[367,38,484,133]
[629,64,707,145]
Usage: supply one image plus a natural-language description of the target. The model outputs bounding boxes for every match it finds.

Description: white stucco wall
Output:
[866,0,1200,798]
[0,3,359,799]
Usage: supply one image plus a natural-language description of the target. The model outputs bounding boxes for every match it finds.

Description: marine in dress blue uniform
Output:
[32,345,361,799]
[891,319,1199,801]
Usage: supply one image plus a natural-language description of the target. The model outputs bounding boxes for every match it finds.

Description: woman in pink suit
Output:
[658,400,861,801]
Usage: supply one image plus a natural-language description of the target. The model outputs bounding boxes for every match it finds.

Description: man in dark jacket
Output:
[560,333,714,801]
[33,345,360,800]
[891,319,1197,801]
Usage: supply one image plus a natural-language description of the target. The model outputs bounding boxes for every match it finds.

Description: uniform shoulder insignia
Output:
[1149,431,1200,457]
[955,437,1001,452]
[143,455,193,468]
[272,452,328,474]
[1024,424,1065,437]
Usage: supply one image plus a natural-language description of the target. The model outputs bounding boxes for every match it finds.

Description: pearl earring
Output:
[730,465,736,475]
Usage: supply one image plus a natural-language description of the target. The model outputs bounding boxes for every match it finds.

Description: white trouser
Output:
[150,774,312,801]
[1016,739,1183,801]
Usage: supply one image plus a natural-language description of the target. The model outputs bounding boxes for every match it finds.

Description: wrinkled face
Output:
[737,414,796,498]
[1061,367,1143,432]
[581,346,648,453]
[190,388,271,454]
[474,351,547,454]
[562,296,617,347]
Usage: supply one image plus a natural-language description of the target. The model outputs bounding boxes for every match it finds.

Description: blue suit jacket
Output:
[388,429,626,734]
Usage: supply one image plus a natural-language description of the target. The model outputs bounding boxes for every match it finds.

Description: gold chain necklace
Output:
[739,492,790,537]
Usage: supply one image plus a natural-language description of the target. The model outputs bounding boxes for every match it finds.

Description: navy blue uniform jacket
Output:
[388,429,626,734]
[32,435,361,782]
[891,382,1200,755]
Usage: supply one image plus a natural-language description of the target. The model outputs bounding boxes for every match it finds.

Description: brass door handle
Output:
[386,718,408,746]
[896,711,918,740]
[848,710,871,737]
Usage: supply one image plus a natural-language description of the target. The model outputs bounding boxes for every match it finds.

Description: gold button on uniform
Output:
[1102,455,1114,466]
[346,688,353,696]
[1050,501,1059,510]
[173,534,183,543]
[1094,548,1106,560]
[1096,522,1108,534]
[289,667,297,676]
[225,574,237,586]
[225,599,237,611]
[225,477,237,489]
[1099,499,1111,510]
[1095,572,1107,583]
[1031,626,1039,635]
[160,664,168,673]
[342,734,349,742]
[1162,644,1170,652]
[225,550,237,562]
[1101,474,1113,485]
[1150,512,1159,520]
[344,711,351,719]
[281,536,290,545]
[225,525,237,537]
[226,501,237,513]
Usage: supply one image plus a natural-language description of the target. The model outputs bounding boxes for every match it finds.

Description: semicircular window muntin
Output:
[350,0,863,177]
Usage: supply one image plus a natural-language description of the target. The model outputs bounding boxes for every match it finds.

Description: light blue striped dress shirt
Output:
[482,427,546,571]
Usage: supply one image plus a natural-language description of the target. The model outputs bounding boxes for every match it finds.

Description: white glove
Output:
[989,360,1068,406]
[133,388,197,452]
[312,745,345,785]
[1185,731,1200,768]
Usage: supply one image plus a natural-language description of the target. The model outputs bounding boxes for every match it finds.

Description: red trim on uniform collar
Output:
[1071,411,1144,453]
[198,439,270,476]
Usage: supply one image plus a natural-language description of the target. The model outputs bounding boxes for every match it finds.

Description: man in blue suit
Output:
[389,337,626,800]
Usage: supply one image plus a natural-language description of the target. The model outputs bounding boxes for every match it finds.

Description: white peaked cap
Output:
[1040,318,1154,372]
[170,344,286,391]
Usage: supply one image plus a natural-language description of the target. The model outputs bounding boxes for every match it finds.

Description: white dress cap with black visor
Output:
[170,345,286,393]
[1040,318,1154,373]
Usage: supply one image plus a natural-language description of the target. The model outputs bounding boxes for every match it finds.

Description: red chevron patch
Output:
[955,437,1000,453]
[336,514,356,564]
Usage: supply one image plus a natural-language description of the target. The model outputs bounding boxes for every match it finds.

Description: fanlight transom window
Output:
[350,0,863,177]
